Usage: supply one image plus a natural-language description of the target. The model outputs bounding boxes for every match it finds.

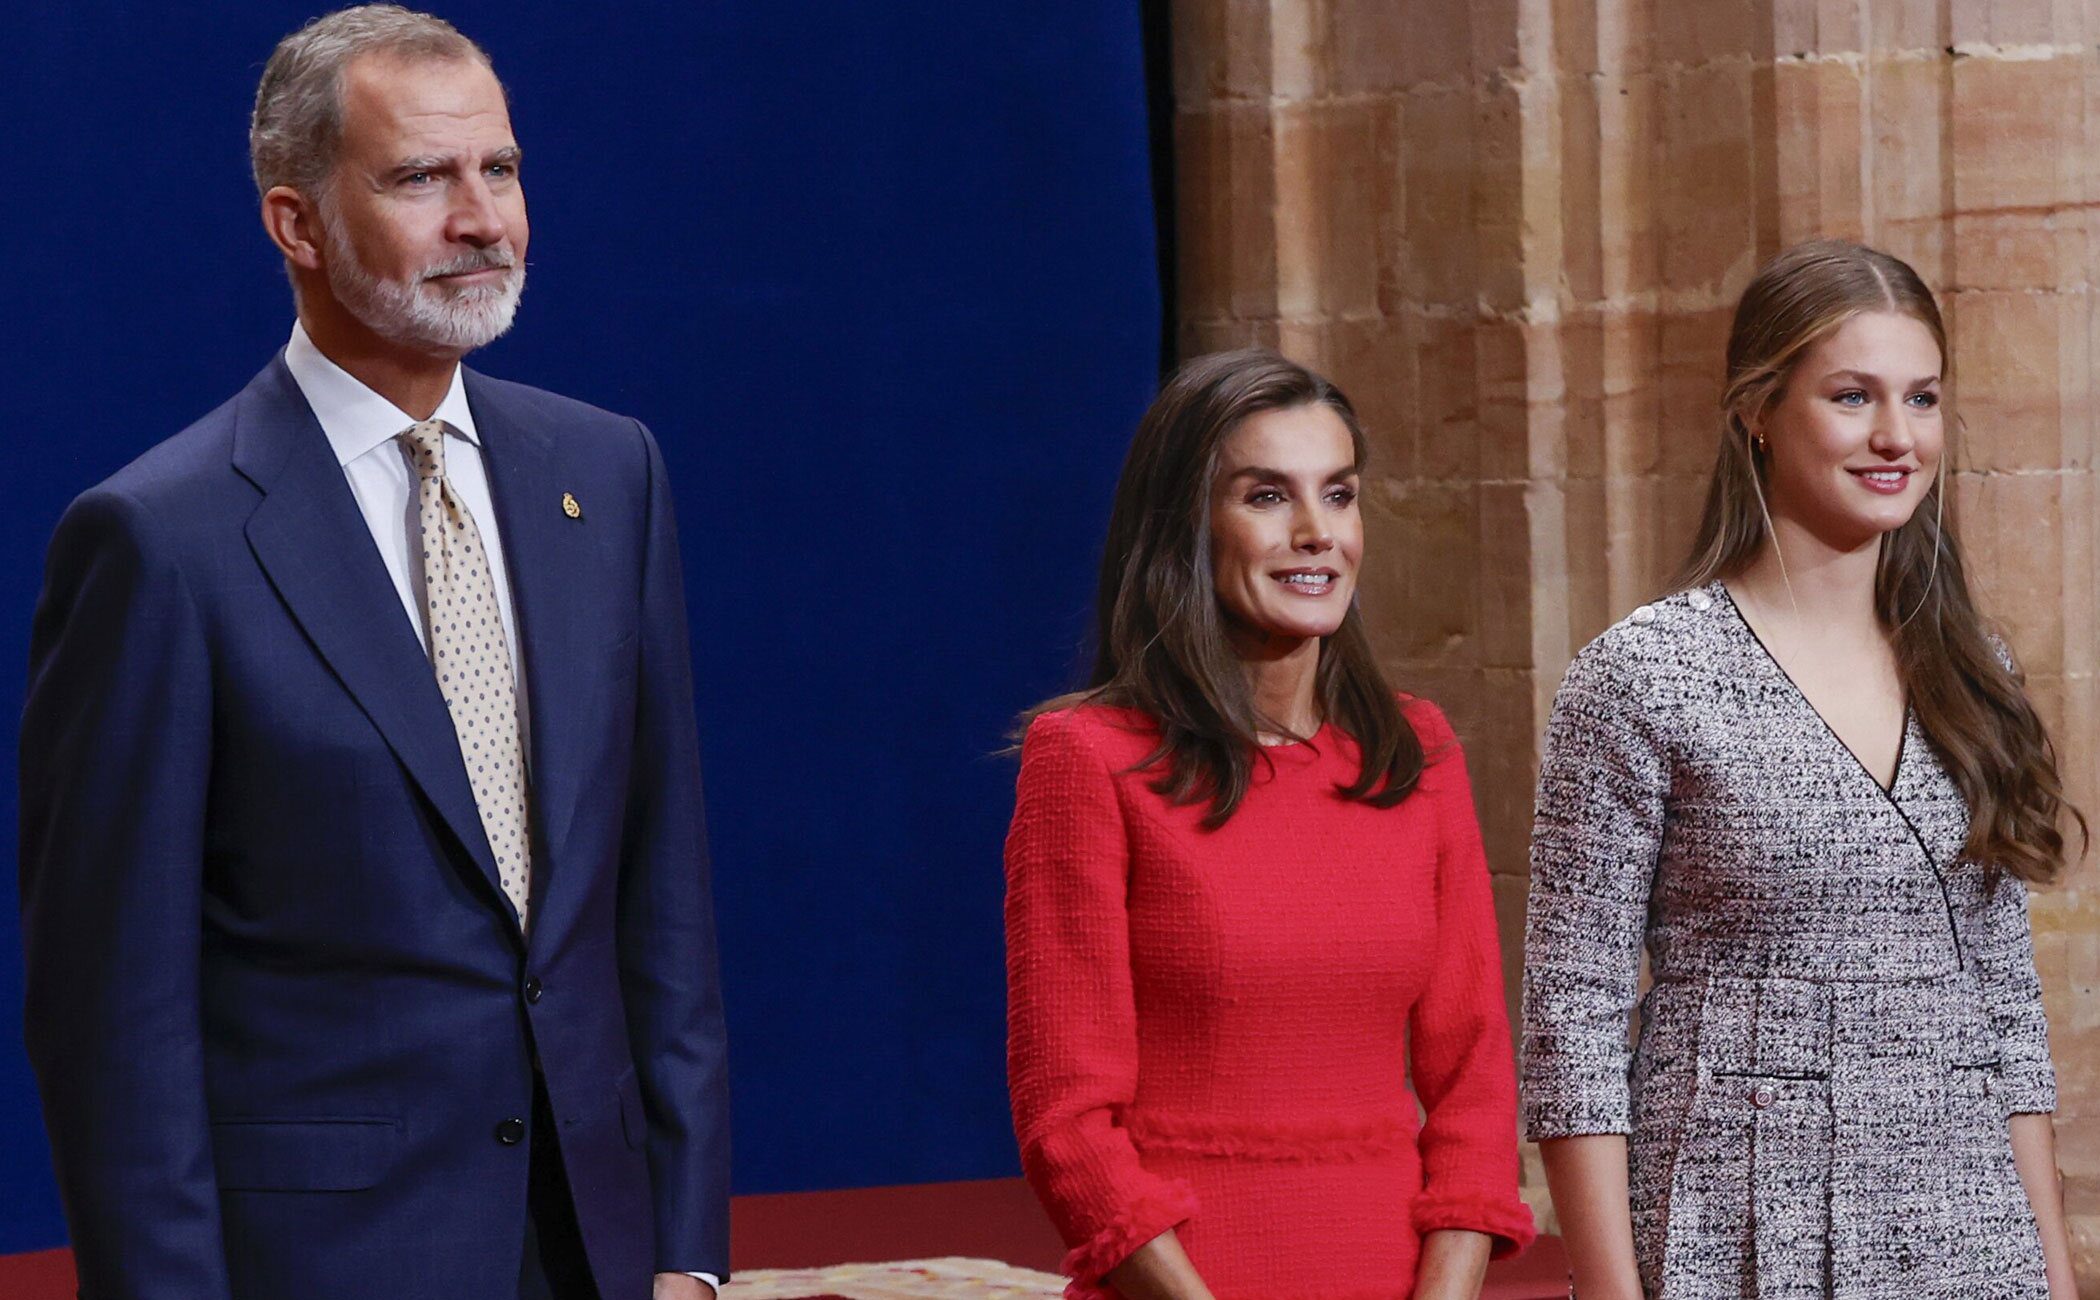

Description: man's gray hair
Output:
[250,4,494,200]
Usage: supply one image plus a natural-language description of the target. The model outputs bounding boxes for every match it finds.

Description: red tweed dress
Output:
[1004,698,1535,1300]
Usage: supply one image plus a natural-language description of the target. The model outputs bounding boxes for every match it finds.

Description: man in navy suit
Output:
[18,8,729,1298]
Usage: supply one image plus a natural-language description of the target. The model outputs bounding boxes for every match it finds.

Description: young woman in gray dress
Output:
[1521,239,2085,1299]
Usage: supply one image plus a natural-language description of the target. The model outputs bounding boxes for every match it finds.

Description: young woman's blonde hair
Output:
[1676,239,2084,884]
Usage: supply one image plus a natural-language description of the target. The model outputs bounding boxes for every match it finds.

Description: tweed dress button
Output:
[1687,588,1713,612]
[1751,1085,1775,1109]
[1629,604,1656,626]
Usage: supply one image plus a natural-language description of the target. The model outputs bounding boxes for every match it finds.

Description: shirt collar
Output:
[283,321,481,467]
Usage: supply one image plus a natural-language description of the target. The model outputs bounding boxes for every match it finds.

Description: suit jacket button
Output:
[496,1117,527,1145]
[1751,1086,1776,1109]
[524,977,544,1005]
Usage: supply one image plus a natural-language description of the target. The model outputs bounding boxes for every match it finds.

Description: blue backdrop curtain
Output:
[0,3,1160,1253]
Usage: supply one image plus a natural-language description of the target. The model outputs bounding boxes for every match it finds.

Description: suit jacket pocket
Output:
[212,1117,403,1191]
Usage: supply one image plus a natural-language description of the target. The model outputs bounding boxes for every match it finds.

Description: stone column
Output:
[1170,0,2099,1277]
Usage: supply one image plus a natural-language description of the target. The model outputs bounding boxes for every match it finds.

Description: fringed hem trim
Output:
[1412,1187,1539,1259]
[1126,1110,1415,1161]
[1058,1180,1201,1300]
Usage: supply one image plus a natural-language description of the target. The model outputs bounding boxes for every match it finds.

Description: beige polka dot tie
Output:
[399,420,533,930]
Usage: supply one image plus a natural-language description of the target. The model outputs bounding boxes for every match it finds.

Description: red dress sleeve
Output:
[1402,700,1538,1257]
[1004,710,1199,1296]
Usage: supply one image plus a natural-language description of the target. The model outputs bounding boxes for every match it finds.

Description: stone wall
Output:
[1170,0,2099,1280]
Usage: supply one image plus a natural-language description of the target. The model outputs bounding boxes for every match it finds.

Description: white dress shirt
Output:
[282,324,719,1297]
[283,322,525,706]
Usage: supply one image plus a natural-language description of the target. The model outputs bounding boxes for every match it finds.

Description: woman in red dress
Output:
[1005,349,1534,1300]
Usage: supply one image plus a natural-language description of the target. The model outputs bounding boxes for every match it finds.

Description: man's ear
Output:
[261,185,326,272]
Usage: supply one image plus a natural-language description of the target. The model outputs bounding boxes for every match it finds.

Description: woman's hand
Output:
[1411,1228,1493,1299]
[1102,1228,1219,1300]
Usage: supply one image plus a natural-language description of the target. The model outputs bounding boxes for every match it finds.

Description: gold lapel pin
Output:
[561,492,582,520]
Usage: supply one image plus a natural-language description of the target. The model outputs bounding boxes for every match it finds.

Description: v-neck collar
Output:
[1713,580,1911,798]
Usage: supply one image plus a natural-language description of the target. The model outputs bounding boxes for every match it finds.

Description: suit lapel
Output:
[232,358,516,936]
[466,370,598,942]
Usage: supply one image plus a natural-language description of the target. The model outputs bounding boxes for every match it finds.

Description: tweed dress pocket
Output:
[1653,1072,1832,1299]
[1643,975,1834,1297]
[1740,1074,1834,1299]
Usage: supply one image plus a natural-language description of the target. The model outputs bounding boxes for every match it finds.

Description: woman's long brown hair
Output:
[1677,239,2085,884]
[1024,348,1423,828]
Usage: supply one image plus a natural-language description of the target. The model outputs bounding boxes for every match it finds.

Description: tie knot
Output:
[398,419,448,482]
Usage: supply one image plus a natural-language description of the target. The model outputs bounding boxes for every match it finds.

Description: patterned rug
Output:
[721,1257,1064,1298]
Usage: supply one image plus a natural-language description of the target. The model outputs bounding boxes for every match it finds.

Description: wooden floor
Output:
[0,1177,1569,1298]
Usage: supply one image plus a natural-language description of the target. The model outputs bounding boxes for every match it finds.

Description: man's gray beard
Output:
[320,213,525,354]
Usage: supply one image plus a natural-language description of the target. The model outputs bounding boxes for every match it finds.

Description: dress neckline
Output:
[1257,720,1331,750]
[1711,580,1912,798]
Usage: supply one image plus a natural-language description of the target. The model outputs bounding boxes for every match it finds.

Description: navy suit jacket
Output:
[18,356,731,1299]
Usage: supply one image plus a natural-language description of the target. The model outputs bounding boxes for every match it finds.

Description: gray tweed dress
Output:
[1521,581,2054,1299]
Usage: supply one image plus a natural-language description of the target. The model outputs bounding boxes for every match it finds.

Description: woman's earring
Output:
[1752,429,1768,454]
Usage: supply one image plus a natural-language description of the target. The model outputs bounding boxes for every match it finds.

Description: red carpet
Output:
[0,1178,1567,1297]
[734,1177,1066,1271]
[0,1247,75,1298]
